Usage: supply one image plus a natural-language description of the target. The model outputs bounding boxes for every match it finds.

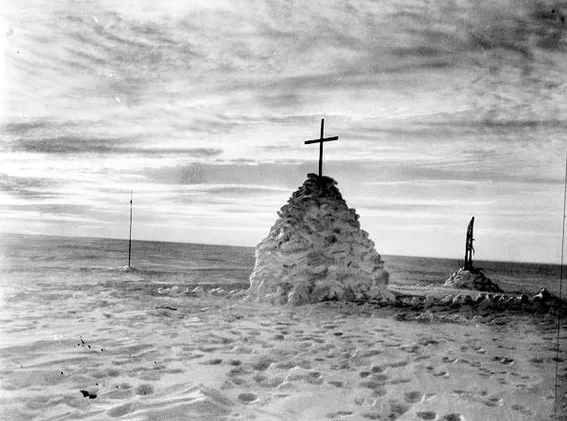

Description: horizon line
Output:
[1,231,563,267]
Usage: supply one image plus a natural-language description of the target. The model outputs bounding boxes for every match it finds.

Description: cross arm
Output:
[304,136,339,145]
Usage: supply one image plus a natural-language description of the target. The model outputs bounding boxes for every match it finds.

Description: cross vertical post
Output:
[304,118,339,178]
[319,119,324,177]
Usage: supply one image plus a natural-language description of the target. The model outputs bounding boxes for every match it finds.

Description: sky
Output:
[1,0,567,263]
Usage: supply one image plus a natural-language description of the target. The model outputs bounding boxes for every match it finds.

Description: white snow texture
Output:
[444,267,503,293]
[247,173,389,305]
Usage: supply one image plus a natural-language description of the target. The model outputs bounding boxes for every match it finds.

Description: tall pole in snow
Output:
[319,119,324,177]
[554,147,567,419]
[128,191,133,268]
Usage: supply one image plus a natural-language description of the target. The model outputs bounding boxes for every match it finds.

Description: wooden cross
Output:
[304,119,338,177]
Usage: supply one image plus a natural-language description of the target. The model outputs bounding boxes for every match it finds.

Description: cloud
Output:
[464,0,565,57]
[12,136,133,154]
[10,136,223,156]
[199,185,289,195]
[0,174,60,198]
[386,0,566,66]
[31,7,199,100]
[144,157,564,192]
[1,120,61,136]
[5,0,566,126]
[3,203,89,215]
[144,162,313,188]
[1,119,225,156]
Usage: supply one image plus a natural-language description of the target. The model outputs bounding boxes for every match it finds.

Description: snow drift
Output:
[444,267,503,293]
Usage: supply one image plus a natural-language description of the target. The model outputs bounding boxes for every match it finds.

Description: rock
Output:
[444,267,503,293]
[518,294,529,304]
[529,288,558,312]
[395,296,414,306]
[247,174,389,305]
[473,293,486,304]
[501,296,515,308]
[532,288,552,302]
[477,295,494,310]
[423,295,436,308]
[451,294,474,307]
[489,294,501,303]
[496,295,508,308]
[451,294,463,307]
[441,295,454,306]
[409,297,423,307]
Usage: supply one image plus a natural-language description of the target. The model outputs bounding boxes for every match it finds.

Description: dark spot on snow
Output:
[79,390,97,399]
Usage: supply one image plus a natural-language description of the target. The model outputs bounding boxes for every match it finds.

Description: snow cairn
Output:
[247,173,390,305]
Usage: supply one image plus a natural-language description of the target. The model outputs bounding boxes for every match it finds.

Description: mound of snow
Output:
[444,267,503,293]
[114,265,139,273]
[247,174,390,305]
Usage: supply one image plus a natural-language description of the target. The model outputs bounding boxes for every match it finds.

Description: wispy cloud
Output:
[9,136,223,156]
[0,174,60,199]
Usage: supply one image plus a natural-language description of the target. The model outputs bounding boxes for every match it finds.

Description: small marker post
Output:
[128,191,133,268]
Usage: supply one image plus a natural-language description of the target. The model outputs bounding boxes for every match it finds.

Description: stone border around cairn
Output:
[392,287,565,316]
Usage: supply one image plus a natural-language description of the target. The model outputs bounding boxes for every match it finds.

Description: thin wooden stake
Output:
[128,191,133,268]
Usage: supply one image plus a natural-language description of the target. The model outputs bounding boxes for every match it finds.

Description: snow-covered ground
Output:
[1,283,565,421]
[0,234,565,420]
